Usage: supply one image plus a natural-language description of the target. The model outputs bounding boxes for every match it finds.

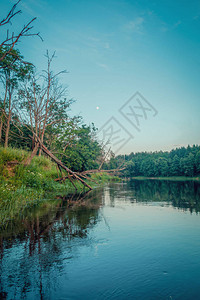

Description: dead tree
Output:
[18,51,70,158]
[0,0,42,68]
[38,51,68,156]
[0,77,8,142]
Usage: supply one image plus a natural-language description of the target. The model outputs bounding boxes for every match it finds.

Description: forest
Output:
[106,145,200,178]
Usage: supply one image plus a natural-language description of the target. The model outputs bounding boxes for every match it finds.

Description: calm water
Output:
[1,180,200,300]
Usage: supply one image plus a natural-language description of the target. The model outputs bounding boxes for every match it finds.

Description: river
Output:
[1,179,200,299]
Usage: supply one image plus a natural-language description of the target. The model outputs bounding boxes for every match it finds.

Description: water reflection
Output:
[0,189,104,299]
[105,180,200,213]
[0,180,200,299]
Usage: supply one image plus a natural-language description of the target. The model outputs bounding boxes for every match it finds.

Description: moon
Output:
[96,106,100,110]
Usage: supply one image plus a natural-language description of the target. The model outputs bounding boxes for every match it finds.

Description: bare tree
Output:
[18,51,72,164]
[0,76,8,142]
[0,0,41,145]
[0,0,42,68]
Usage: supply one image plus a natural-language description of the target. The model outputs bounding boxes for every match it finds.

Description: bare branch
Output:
[0,1,21,27]
[0,1,43,68]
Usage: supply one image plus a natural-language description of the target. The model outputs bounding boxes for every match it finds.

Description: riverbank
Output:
[0,147,118,226]
[130,176,200,181]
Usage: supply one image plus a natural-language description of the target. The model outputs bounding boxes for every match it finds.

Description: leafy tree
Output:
[155,157,169,176]
[61,124,102,172]
[0,47,33,147]
[195,151,200,175]
[106,145,200,178]
[123,160,135,177]
[182,153,195,177]
[170,155,180,176]
[18,52,73,163]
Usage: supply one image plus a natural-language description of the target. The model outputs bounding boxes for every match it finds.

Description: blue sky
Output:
[1,0,200,153]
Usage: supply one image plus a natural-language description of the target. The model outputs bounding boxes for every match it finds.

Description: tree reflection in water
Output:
[0,188,104,299]
[107,180,200,213]
[0,180,200,299]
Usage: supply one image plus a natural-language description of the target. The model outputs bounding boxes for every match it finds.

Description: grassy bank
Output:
[0,147,71,225]
[0,147,118,226]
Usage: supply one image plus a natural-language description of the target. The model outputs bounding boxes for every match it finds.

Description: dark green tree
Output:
[170,155,180,176]
[61,124,102,172]
[195,151,200,175]
[0,47,33,147]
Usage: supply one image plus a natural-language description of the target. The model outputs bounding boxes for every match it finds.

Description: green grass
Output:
[0,147,117,226]
[0,147,88,226]
[0,147,28,163]
[91,172,121,182]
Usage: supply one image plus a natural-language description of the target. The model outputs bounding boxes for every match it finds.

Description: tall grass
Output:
[0,147,119,226]
[91,172,121,182]
[0,147,83,226]
[0,147,28,163]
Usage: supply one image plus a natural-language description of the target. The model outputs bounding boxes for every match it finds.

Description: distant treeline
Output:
[105,145,200,177]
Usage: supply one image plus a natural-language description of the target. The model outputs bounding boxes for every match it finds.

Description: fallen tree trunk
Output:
[80,168,126,175]
[24,133,126,190]
[55,173,98,184]
[29,133,93,190]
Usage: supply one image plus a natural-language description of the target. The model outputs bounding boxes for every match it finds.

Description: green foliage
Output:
[0,46,103,174]
[196,151,200,174]
[0,146,118,227]
[0,148,72,205]
[106,145,200,178]
[1,146,103,226]
[55,123,102,172]
[0,184,44,226]
[0,47,33,76]
[91,172,121,183]
[0,147,101,211]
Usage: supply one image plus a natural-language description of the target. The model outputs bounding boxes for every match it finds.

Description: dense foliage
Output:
[105,145,200,177]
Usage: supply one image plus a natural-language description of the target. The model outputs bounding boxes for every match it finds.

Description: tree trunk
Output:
[38,147,42,157]
[4,89,12,148]
[38,126,43,156]
[33,134,93,190]
[0,83,8,143]
[0,119,3,143]
[38,125,45,157]
[23,143,39,166]
[4,110,11,148]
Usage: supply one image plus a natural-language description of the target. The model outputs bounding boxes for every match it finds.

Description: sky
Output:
[0,0,200,154]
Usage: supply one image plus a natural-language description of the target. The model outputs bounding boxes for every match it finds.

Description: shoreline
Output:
[129,176,200,181]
